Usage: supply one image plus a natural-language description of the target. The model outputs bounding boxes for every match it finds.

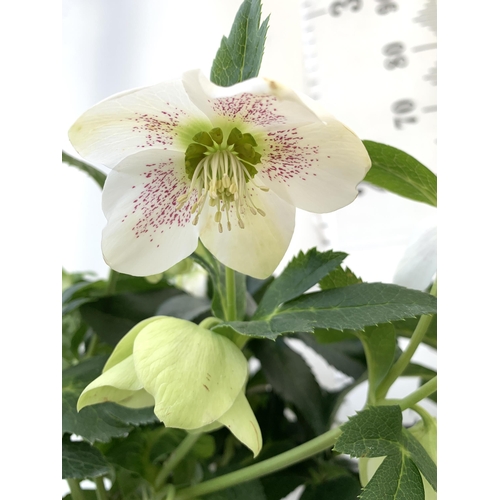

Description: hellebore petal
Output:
[198,184,295,279]
[216,389,262,457]
[103,316,165,371]
[77,356,154,410]
[69,70,370,279]
[187,390,262,457]
[69,79,212,168]
[132,317,248,429]
[101,149,199,276]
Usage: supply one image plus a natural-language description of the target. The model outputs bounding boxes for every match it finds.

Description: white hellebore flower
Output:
[77,316,262,457]
[69,70,371,279]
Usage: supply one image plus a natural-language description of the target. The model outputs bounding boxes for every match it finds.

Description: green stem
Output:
[107,269,119,295]
[411,404,436,428]
[199,317,223,330]
[67,479,86,500]
[376,280,437,399]
[94,476,108,500]
[175,426,342,499]
[398,377,437,411]
[225,267,237,321]
[154,433,201,490]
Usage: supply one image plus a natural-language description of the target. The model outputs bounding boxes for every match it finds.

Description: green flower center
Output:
[177,127,269,232]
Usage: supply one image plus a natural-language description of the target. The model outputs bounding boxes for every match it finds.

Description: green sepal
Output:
[185,143,207,159]
[227,127,243,145]
[209,127,224,145]
[193,131,214,147]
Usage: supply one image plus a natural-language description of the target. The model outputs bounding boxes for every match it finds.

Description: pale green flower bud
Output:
[77,316,262,456]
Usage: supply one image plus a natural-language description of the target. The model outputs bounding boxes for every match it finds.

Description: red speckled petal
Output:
[69,78,212,168]
[198,187,295,279]
[258,119,371,213]
[101,149,199,276]
[181,70,320,132]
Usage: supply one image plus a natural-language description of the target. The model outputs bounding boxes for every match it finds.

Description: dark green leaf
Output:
[255,249,347,318]
[319,266,362,291]
[402,430,437,490]
[359,454,423,500]
[108,466,153,500]
[300,475,361,500]
[335,406,437,499]
[63,357,157,443]
[363,141,437,207]
[62,439,112,479]
[63,151,106,189]
[80,287,183,345]
[261,472,304,500]
[101,427,164,485]
[215,283,437,340]
[210,0,269,87]
[250,338,332,434]
[203,480,267,500]
[295,332,366,379]
[156,294,211,321]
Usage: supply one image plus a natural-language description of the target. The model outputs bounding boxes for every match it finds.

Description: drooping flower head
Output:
[69,71,370,278]
[77,316,262,457]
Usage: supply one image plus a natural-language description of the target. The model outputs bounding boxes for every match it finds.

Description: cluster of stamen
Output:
[176,127,269,233]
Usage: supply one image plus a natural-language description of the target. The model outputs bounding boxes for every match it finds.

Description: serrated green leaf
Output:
[360,453,423,500]
[255,249,347,318]
[62,439,112,479]
[363,141,437,207]
[63,357,157,443]
[335,406,436,499]
[250,338,332,434]
[214,283,437,340]
[357,324,396,395]
[319,266,362,291]
[210,0,269,87]
[402,429,437,491]
[63,151,107,189]
[336,406,403,458]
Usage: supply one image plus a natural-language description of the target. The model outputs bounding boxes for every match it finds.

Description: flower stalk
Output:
[225,267,238,321]
[66,479,86,500]
[154,433,202,490]
[94,476,108,500]
[398,376,437,411]
[175,426,342,499]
